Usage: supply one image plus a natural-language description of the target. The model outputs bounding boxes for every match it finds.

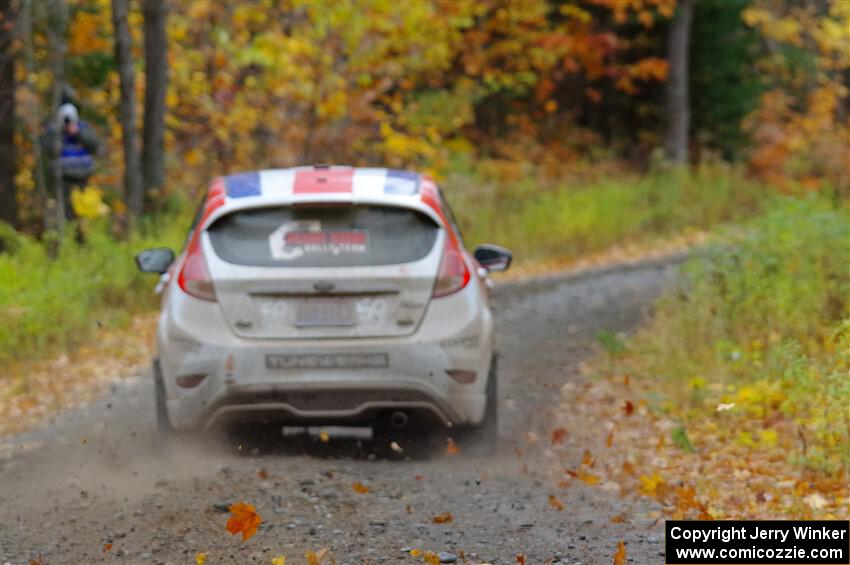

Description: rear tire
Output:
[153,359,174,450]
[460,355,498,454]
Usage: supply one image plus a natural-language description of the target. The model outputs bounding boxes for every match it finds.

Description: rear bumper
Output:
[197,382,465,431]
[157,279,494,430]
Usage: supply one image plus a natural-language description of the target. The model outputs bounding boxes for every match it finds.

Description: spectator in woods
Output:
[45,103,100,221]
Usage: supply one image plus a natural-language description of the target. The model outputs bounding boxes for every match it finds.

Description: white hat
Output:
[57,103,79,125]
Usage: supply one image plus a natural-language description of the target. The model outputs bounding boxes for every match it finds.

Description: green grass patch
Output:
[611,196,850,474]
[0,214,190,367]
[443,162,765,263]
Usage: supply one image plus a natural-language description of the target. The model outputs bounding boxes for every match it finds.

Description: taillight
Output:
[433,234,471,298]
[177,242,216,301]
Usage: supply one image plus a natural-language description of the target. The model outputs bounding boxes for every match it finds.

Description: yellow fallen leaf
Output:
[409,549,422,557]
[196,553,208,565]
[352,482,369,494]
[639,473,665,497]
[305,548,329,565]
[319,430,330,443]
[271,557,286,565]
[424,551,440,565]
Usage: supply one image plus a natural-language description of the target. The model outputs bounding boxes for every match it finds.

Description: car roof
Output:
[198,166,449,230]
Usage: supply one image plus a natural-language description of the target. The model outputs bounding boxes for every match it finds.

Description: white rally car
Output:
[136,166,511,448]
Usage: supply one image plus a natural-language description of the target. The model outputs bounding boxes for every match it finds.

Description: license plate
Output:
[294,298,355,327]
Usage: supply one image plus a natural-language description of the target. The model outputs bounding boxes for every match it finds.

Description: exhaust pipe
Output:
[389,411,409,429]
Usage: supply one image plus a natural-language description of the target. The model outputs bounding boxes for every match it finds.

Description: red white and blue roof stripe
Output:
[222,167,421,200]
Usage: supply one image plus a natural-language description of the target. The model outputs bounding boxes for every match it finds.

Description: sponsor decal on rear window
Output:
[269,220,369,261]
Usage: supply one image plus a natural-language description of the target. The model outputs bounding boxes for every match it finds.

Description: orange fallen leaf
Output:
[226,502,262,541]
[582,449,595,467]
[432,512,454,523]
[29,558,44,565]
[352,482,369,494]
[606,426,615,448]
[621,461,636,476]
[622,401,634,416]
[446,437,460,455]
[613,540,627,565]
[424,551,441,565]
[548,494,565,511]
[409,549,423,557]
[405,504,413,513]
[610,513,626,523]
[551,427,567,444]
[103,543,112,554]
[516,555,526,565]
[414,475,425,480]
[257,468,268,480]
[577,470,601,486]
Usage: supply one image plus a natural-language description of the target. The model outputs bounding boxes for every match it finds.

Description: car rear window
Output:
[207,205,440,267]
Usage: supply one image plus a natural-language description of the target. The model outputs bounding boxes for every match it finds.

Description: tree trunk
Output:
[142,0,167,210]
[663,0,694,164]
[0,0,17,228]
[111,0,143,220]
[45,0,68,234]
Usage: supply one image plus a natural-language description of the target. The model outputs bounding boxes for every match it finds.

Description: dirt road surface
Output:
[0,259,679,565]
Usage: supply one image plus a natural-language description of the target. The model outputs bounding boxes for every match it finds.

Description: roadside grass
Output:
[565,195,849,518]
[0,213,189,369]
[444,161,765,263]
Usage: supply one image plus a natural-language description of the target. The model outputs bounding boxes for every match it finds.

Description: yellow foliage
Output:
[70,186,110,220]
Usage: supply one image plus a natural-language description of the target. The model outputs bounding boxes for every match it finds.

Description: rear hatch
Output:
[203,204,443,339]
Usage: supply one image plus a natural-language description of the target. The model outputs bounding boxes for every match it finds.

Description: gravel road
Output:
[0,258,679,565]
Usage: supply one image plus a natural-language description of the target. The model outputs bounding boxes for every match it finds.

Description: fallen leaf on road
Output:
[639,473,665,498]
[606,426,615,448]
[432,512,453,523]
[551,427,567,444]
[446,437,460,455]
[424,551,440,565]
[352,482,369,494]
[548,494,565,511]
[622,401,634,416]
[582,449,595,467]
[319,430,330,443]
[577,470,601,486]
[610,513,626,523]
[409,549,422,557]
[271,557,286,565]
[103,543,112,554]
[196,552,208,565]
[516,555,526,565]
[257,468,268,479]
[613,540,627,565]
[305,548,329,565]
[226,502,262,541]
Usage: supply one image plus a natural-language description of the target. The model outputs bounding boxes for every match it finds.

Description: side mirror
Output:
[135,247,175,274]
[473,244,512,273]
